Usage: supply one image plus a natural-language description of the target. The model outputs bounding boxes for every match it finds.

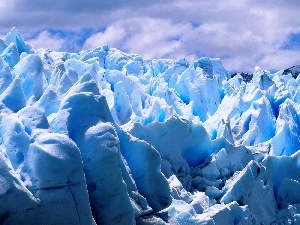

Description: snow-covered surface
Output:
[0,28,300,224]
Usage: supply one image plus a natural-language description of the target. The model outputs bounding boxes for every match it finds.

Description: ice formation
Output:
[0,27,300,224]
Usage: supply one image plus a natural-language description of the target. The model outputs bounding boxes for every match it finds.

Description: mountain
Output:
[0,28,299,224]
[231,72,253,83]
[282,65,300,78]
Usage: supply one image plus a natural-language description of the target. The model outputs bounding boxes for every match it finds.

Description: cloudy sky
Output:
[1,0,300,72]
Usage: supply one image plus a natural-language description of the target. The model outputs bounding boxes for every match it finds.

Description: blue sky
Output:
[1,0,300,72]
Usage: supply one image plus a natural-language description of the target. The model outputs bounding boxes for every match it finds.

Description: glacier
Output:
[0,27,300,224]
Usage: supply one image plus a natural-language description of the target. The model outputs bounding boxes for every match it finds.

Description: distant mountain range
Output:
[231,65,300,82]
[231,72,253,82]
[282,65,300,78]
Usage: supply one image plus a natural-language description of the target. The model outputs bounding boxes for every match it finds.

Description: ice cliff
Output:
[0,28,300,224]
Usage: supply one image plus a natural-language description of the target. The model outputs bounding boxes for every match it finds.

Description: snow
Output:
[77,123,135,224]
[1,43,20,68]
[0,27,300,224]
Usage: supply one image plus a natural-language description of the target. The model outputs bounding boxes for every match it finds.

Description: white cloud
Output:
[258,50,300,71]
[82,14,300,72]
[28,31,65,51]
[1,0,300,72]
[83,18,191,59]
[83,26,127,50]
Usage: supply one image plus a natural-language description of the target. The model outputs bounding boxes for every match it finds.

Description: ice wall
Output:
[0,28,300,224]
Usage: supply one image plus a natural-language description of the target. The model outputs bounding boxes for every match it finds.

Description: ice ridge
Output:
[0,28,299,224]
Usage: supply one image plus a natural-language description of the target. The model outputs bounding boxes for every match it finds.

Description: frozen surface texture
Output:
[0,28,300,224]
